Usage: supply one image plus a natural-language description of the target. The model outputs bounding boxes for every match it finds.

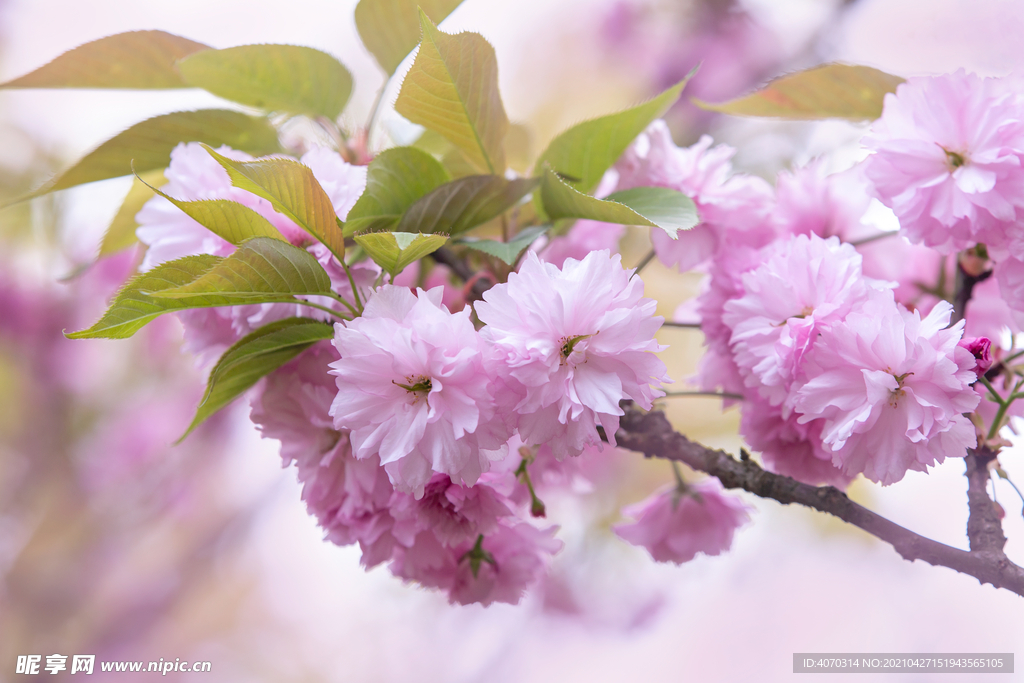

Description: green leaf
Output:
[98,169,166,257]
[397,175,538,236]
[66,255,220,339]
[394,11,509,174]
[695,64,904,121]
[505,123,533,174]
[344,146,450,236]
[177,44,353,119]
[135,172,286,246]
[355,0,464,75]
[149,237,334,305]
[540,170,699,238]
[460,225,549,265]
[202,145,345,260]
[534,73,694,194]
[0,30,209,89]
[180,317,334,441]
[353,232,448,277]
[16,110,281,202]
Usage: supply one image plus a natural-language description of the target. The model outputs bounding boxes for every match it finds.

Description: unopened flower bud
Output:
[958,336,993,377]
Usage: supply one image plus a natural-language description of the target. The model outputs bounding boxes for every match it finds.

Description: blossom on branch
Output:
[476,250,669,459]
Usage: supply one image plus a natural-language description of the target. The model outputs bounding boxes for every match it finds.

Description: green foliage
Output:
[395,11,509,174]
[397,175,538,235]
[19,110,281,201]
[460,225,549,265]
[695,64,904,120]
[355,0,464,75]
[202,145,346,260]
[539,171,699,238]
[344,146,451,236]
[66,255,220,339]
[0,30,209,89]
[180,317,334,441]
[149,237,334,305]
[98,169,165,257]
[177,44,353,119]
[534,73,693,194]
[138,174,287,245]
[353,232,448,277]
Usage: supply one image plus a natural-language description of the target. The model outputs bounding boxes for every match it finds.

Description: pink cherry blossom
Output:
[536,219,626,268]
[862,71,1024,255]
[477,250,669,459]
[775,161,872,241]
[792,292,980,485]
[614,477,751,564]
[615,121,775,272]
[958,336,994,377]
[723,233,885,410]
[330,286,510,497]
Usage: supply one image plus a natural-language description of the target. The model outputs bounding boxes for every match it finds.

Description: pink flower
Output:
[250,343,397,558]
[723,234,885,410]
[740,395,854,489]
[793,292,980,485]
[615,122,775,272]
[477,250,669,459]
[775,161,872,241]
[329,286,510,497]
[389,474,513,547]
[995,256,1024,316]
[392,520,562,607]
[614,477,751,564]
[958,336,994,377]
[862,71,1024,256]
[536,219,626,268]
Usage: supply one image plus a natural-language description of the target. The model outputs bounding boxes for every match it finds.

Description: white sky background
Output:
[1,0,1024,681]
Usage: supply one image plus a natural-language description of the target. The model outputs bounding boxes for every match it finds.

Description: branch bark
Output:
[430,247,495,303]
[615,403,1024,597]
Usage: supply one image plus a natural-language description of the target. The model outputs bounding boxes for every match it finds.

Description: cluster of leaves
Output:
[4,0,902,437]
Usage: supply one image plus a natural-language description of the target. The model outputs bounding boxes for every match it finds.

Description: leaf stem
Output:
[661,390,745,401]
[340,261,364,315]
[631,249,657,279]
[849,231,899,247]
[661,320,702,329]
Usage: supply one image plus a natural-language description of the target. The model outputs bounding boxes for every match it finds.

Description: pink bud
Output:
[958,336,993,377]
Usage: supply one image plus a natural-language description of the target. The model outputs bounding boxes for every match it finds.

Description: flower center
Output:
[393,375,432,402]
[944,148,967,170]
[888,371,914,408]
[559,334,593,363]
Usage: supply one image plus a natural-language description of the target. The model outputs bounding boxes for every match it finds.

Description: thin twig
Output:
[615,403,1024,597]
[661,390,744,401]
[661,321,702,329]
[849,231,899,247]
[631,249,656,279]
[430,247,495,302]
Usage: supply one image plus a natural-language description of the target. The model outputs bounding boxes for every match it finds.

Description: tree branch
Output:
[430,247,495,303]
[615,403,1024,597]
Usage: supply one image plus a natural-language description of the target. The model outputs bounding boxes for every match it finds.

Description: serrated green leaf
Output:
[98,169,166,257]
[0,30,209,89]
[355,0,464,75]
[534,73,694,194]
[180,317,334,441]
[397,175,538,236]
[354,232,448,277]
[202,145,345,260]
[394,11,508,174]
[540,171,699,238]
[66,255,220,339]
[460,224,549,265]
[177,44,353,119]
[136,172,286,246]
[344,146,450,236]
[695,64,904,121]
[14,110,281,203]
[149,237,334,305]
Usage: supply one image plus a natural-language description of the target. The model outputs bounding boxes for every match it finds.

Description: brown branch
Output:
[965,447,1007,553]
[430,247,495,303]
[615,404,1024,597]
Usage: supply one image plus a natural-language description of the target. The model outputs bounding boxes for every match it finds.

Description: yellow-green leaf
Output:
[149,237,334,305]
[459,225,549,265]
[398,175,538,235]
[394,11,508,174]
[0,30,209,89]
[355,0,464,75]
[66,254,220,339]
[177,44,353,119]
[695,64,904,121]
[344,146,450,236]
[180,317,333,441]
[354,232,448,277]
[136,173,286,246]
[202,145,345,260]
[540,170,699,239]
[534,73,694,194]
[98,169,166,257]
[16,110,281,202]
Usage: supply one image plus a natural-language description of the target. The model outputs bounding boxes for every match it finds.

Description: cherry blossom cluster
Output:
[130,67,1024,603]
